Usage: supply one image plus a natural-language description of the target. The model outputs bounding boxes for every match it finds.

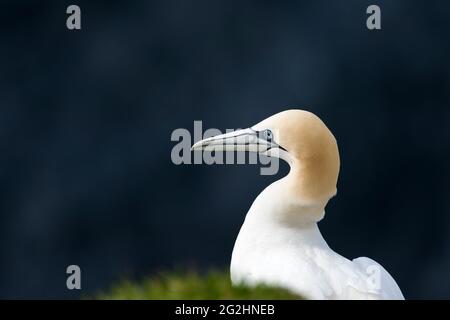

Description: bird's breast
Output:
[229,187,376,299]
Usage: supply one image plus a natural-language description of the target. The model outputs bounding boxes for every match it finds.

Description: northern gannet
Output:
[192,109,404,300]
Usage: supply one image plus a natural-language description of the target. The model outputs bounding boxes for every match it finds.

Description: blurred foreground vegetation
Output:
[96,270,302,300]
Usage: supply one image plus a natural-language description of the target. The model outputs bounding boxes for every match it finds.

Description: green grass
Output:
[96,270,302,300]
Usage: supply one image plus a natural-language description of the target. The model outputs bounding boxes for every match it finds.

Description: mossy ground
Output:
[96,270,302,300]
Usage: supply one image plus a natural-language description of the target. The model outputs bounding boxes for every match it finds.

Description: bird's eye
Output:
[263,129,273,141]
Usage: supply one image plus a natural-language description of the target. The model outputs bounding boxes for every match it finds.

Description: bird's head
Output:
[192,109,340,202]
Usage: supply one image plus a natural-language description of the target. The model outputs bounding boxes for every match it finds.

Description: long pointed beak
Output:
[191,128,280,154]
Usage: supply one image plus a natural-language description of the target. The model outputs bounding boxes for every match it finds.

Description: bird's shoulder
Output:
[350,256,405,300]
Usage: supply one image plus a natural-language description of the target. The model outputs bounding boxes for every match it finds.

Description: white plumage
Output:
[230,176,404,299]
[192,109,404,300]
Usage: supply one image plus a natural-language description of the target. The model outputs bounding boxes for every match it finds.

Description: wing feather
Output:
[352,257,404,300]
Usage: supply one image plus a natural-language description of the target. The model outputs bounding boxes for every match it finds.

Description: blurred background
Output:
[0,0,449,298]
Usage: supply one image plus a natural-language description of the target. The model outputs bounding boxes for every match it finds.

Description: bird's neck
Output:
[244,156,339,229]
[244,191,330,249]
[253,158,337,226]
[238,176,333,252]
[284,158,338,206]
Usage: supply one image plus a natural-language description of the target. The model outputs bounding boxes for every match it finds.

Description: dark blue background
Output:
[0,0,449,298]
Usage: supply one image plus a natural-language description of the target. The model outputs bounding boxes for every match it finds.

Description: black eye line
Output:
[254,129,288,152]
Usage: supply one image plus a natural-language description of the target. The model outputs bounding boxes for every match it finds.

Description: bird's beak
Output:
[191,128,281,154]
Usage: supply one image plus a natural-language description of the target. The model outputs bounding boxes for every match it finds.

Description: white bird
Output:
[192,109,404,300]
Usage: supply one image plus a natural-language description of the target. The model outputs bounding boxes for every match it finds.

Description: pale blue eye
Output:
[264,129,273,141]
